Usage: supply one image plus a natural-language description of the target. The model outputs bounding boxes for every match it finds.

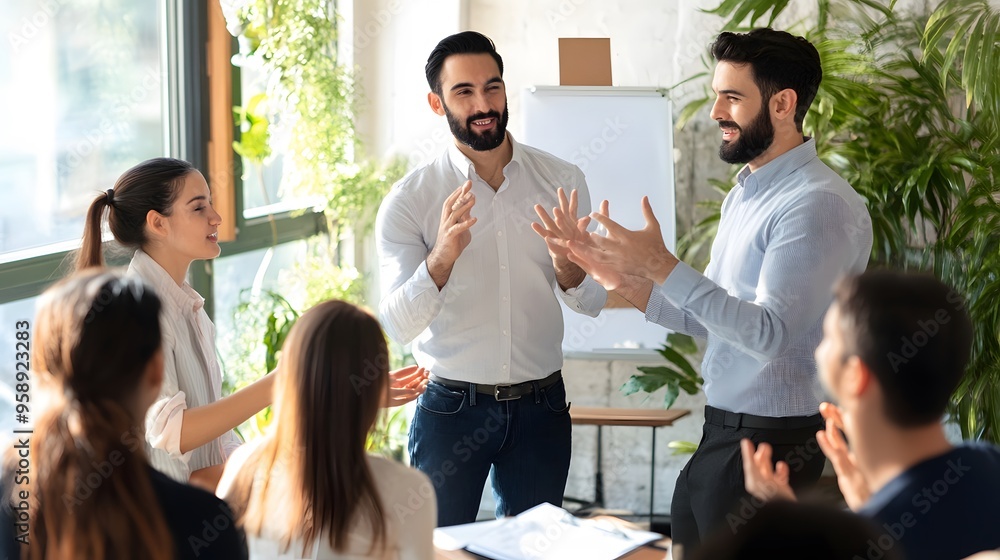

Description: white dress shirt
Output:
[375,135,607,384]
[646,138,872,417]
[217,441,436,560]
[128,250,242,481]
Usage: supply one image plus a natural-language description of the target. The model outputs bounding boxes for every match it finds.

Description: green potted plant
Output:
[220,0,409,454]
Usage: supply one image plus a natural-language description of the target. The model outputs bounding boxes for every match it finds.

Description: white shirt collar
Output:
[446,132,525,182]
[128,249,205,314]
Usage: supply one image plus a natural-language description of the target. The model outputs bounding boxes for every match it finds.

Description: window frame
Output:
[0,0,326,320]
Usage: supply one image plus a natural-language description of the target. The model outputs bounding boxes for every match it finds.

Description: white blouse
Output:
[128,250,242,481]
[217,440,436,560]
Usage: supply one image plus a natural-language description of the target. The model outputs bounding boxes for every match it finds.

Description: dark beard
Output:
[444,103,509,152]
[718,100,775,164]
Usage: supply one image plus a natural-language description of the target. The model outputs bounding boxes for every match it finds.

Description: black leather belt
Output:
[430,370,562,401]
[705,405,822,430]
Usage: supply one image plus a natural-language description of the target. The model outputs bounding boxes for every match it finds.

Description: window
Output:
[0,2,325,400]
[1,0,163,256]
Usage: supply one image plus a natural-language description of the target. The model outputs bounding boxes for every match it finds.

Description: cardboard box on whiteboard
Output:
[559,38,612,86]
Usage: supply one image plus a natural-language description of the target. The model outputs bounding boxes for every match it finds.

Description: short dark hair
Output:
[425,31,504,94]
[691,501,899,560]
[711,28,822,130]
[833,270,973,427]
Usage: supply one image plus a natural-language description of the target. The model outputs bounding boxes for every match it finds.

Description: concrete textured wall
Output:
[562,355,708,515]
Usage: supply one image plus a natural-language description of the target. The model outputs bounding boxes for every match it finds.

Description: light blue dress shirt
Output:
[646,138,872,417]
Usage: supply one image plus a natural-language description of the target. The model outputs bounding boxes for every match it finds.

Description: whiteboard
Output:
[521,86,676,353]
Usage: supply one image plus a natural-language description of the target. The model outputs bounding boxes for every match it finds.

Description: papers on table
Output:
[433,503,662,560]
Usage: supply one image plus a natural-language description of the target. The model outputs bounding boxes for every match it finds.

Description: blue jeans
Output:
[408,378,572,527]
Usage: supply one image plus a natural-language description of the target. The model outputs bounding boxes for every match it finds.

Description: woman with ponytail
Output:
[2,270,246,559]
[76,158,427,489]
[217,300,435,560]
[76,158,274,489]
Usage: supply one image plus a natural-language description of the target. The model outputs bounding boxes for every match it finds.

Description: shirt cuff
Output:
[661,261,703,308]
[645,286,667,324]
[560,275,608,316]
[404,260,449,303]
[145,391,191,461]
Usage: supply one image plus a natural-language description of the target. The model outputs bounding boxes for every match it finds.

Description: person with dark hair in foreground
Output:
[1,270,246,559]
[534,28,873,553]
[376,31,607,526]
[742,270,1000,560]
[690,501,901,560]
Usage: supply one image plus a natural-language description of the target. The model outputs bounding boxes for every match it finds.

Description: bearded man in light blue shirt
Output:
[536,28,873,553]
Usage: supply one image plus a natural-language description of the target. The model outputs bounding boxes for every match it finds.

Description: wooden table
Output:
[567,407,691,522]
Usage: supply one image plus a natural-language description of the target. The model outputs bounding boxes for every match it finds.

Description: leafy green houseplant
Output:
[621,333,704,455]
[219,0,410,456]
[622,333,703,410]
[674,0,1000,441]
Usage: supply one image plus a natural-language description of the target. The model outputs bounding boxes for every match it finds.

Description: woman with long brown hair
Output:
[217,300,435,559]
[77,157,427,489]
[2,270,246,559]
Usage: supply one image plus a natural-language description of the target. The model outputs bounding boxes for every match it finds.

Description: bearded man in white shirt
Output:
[375,31,607,527]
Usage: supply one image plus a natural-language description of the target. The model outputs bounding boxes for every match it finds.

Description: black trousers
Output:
[670,405,826,554]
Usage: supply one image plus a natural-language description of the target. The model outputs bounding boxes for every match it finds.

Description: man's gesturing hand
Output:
[568,196,678,285]
[532,187,588,290]
[427,181,477,290]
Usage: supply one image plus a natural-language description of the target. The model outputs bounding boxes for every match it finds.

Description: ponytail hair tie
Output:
[105,189,116,207]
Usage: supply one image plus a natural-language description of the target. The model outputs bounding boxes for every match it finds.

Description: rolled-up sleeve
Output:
[145,392,187,458]
[144,344,191,461]
[375,187,450,345]
[557,275,607,317]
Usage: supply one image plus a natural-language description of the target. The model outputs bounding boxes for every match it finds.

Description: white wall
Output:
[348,0,745,297]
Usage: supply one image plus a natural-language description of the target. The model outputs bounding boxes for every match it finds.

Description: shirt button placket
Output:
[494,195,512,383]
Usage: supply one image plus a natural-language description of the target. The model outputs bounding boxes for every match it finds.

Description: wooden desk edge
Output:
[570,407,691,427]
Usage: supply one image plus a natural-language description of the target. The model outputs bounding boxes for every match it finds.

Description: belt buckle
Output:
[494,384,520,401]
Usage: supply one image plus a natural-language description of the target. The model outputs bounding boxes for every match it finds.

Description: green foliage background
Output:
[667,0,1000,442]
